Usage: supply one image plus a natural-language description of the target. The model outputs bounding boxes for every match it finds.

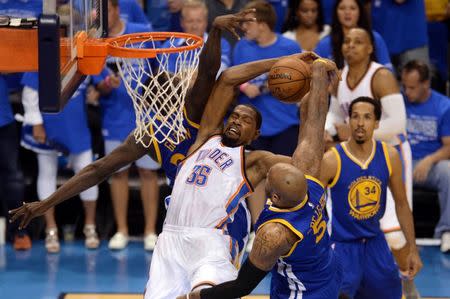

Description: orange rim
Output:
[106,31,204,58]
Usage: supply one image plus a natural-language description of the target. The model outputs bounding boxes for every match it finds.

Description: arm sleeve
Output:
[199,258,268,299]
[373,93,407,142]
[22,86,43,125]
[325,95,346,136]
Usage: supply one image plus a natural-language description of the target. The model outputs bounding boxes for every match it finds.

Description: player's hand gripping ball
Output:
[268,57,311,103]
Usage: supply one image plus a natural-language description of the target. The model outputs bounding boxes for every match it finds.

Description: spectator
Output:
[233,0,301,232]
[314,0,392,70]
[119,0,151,27]
[371,0,429,73]
[282,0,330,51]
[401,60,450,254]
[20,73,99,253]
[162,0,231,76]
[206,0,247,47]
[146,0,171,31]
[0,75,31,250]
[267,0,288,32]
[167,0,184,32]
[424,0,449,93]
[93,0,160,251]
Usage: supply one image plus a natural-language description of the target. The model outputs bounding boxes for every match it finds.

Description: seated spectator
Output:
[21,73,99,253]
[206,0,247,47]
[162,0,231,75]
[401,60,450,253]
[371,0,429,73]
[282,0,330,51]
[314,0,392,70]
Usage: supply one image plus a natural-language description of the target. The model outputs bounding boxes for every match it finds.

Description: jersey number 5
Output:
[186,165,212,186]
[311,213,327,244]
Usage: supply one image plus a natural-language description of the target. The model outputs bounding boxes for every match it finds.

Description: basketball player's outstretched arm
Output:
[9,134,149,229]
[387,145,423,278]
[185,10,257,123]
[188,52,319,155]
[291,59,339,178]
[177,222,298,299]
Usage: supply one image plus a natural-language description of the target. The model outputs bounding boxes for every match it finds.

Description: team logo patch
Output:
[347,176,381,220]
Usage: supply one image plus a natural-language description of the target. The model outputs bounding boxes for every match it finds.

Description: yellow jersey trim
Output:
[328,147,341,188]
[257,219,304,258]
[305,175,325,189]
[268,194,308,213]
[148,124,162,164]
[341,140,376,169]
[183,108,200,129]
[381,142,392,177]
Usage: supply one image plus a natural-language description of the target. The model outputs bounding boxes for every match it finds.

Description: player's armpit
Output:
[249,222,298,271]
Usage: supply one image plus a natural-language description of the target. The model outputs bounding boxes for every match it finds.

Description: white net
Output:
[111,34,202,148]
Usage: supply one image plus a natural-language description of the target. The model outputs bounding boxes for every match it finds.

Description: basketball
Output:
[268,57,311,103]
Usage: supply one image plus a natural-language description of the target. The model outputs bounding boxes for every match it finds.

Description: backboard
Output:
[39,0,107,112]
[0,0,107,112]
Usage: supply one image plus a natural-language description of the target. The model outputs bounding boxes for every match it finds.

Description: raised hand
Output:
[212,8,257,40]
[9,201,48,229]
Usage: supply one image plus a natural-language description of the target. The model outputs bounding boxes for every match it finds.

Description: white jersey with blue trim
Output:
[164,135,253,228]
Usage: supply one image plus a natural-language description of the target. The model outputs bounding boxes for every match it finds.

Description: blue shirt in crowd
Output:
[371,0,428,55]
[405,90,450,160]
[233,35,301,137]
[120,0,151,27]
[0,76,14,128]
[314,31,393,70]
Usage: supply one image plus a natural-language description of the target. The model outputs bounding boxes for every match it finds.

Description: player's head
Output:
[348,97,381,144]
[108,0,120,32]
[401,59,431,103]
[265,163,308,209]
[342,28,376,66]
[181,0,208,38]
[241,0,277,40]
[222,104,261,147]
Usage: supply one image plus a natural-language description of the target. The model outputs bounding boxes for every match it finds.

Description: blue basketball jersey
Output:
[255,176,339,298]
[329,141,392,242]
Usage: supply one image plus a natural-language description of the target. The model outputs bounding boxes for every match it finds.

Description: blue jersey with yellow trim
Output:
[149,110,200,187]
[255,177,338,298]
[329,141,391,242]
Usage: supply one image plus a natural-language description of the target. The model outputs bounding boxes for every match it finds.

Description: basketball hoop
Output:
[79,31,204,148]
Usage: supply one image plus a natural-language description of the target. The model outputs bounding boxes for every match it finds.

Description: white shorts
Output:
[144,225,238,299]
[104,140,160,171]
[380,139,413,232]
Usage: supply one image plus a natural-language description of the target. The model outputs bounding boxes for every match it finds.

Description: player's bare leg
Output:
[138,168,159,250]
[386,231,421,299]
[108,169,130,249]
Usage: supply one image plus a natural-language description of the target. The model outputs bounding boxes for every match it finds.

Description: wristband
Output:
[313,58,329,65]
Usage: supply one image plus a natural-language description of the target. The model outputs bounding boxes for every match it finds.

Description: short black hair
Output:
[348,96,382,121]
[402,59,430,82]
[238,104,262,130]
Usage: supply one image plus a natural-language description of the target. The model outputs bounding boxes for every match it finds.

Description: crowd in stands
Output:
[0,0,449,254]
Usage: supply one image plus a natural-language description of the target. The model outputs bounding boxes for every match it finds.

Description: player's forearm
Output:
[221,58,280,86]
[373,94,406,142]
[198,26,222,81]
[395,200,418,252]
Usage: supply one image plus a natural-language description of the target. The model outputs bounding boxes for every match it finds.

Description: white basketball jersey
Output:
[333,61,384,120]
[164,135,253,228]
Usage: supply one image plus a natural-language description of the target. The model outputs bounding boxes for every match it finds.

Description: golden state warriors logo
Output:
[348,176,382,220]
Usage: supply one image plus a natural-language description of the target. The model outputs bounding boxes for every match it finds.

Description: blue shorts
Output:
[333,233,402,299]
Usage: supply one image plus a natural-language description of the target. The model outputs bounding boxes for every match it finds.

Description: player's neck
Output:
[257,31,277,47]
[346,138,374,161]
[348,60,371,82]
